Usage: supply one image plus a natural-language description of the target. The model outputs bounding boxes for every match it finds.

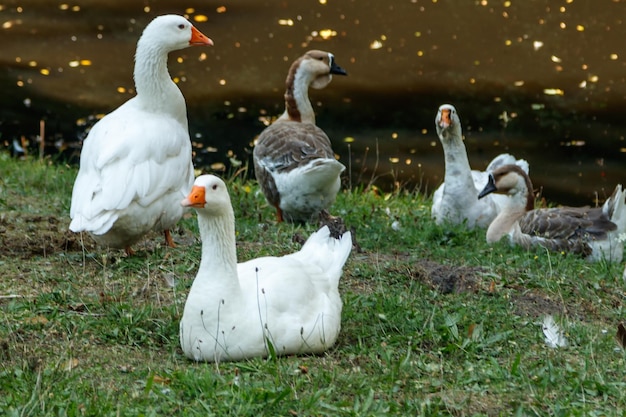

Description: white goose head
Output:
[181,175,232,217]
[137,14,213,54]
[435,104,462,142]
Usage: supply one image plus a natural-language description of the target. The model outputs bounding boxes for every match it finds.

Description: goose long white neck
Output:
[195,209,239,286]
[441,128,475,191]
[133,40,187,124]
[279,65,316,124]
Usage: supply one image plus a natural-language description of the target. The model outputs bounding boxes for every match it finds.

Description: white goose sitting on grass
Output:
[253,50,347,223]
[431,104,529,229]
[179,175,352,362]
[69,15,213,255]
[478,164,626,262]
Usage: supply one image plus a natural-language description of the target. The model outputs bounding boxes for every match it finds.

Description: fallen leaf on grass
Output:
[65,358,79,371]
[616,323,626,349]
[467,323,476,339]
[118,365,135,373]
[23,315,49,325]
[152,374,171,384]
[68,303,87,312]
[162,273,176,288]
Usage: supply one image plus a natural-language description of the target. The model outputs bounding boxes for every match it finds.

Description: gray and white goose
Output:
[431,104,529,228]
[478,164,626,262]
[253,50,347,223]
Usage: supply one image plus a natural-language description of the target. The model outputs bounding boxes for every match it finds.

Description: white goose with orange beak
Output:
[69,15,213,255]
[179,175,352,362]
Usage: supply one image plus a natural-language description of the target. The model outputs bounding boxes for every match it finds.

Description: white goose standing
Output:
[431,104,529,228]
[478,164,626,262]
[253,50,347,223]
[179,175,352,362]
[69,15,213,254]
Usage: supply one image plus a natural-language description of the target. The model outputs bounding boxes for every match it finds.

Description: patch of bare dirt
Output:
[508,291,567,318]
[0,212,95,258]
[0,211,203,259]
[406,259,487,294]
[399,259,587,320]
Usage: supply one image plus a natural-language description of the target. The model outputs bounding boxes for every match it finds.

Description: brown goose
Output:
[478,164,626,262]
[253,50,347,223]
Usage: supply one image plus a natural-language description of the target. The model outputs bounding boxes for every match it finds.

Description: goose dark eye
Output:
[178,24,185,30]
[212,184,218,190]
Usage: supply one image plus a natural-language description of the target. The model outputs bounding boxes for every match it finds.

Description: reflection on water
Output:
[1,0,625,205]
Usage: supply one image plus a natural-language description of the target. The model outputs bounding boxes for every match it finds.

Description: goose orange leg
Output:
[164,229,176,248]
[275,206,284,223]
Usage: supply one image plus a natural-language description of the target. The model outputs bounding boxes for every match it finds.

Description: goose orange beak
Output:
[190,26,213,46]
[181,185,207,208]
[439,109,451,128]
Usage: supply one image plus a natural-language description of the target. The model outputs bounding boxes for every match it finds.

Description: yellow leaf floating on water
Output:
[210,162,226,171]
[543,88,564,96]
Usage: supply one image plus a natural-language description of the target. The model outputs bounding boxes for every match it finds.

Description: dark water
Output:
[2,0,626,205]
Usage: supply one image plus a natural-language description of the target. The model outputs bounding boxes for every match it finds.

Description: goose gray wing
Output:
[253,120,336,212]
[519,206,616,256]
[254,121,334,174]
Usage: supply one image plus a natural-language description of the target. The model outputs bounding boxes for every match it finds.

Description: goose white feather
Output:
[69,15,213,253]
[431,104,529,228]
[253,50,347,223]
[179,175,352,362]
[478,164,625,262]
[542,315,567,348]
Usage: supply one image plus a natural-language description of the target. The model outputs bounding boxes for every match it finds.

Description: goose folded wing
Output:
[520,207,598,240]
[92,115,192,212]
[519,206,616,256]
[256,122,335,173]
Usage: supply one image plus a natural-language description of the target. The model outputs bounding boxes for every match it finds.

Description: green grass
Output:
[1,154,626,416]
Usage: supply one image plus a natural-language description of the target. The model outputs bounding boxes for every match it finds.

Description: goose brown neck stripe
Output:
[520,171,535,211]
[508,164,535,211]
[284,57,303,122]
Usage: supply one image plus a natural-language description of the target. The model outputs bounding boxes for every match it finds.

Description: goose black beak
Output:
[330,60,347,76]
[478,174,498,199]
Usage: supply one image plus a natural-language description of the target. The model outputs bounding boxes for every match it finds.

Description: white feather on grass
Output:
[542,315,567,348]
